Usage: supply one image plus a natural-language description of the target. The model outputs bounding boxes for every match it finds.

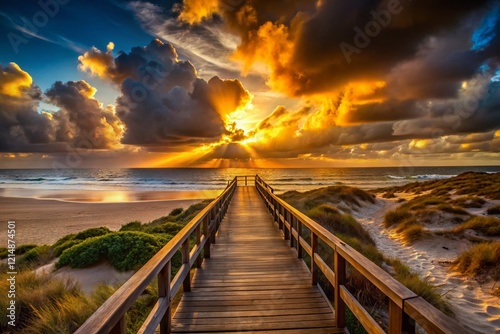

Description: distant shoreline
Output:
[0,195,204,245]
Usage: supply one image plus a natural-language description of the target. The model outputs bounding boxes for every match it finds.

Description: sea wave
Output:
[386,174,456,180]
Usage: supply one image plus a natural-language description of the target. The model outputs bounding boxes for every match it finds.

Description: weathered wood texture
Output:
[172,186,340,333]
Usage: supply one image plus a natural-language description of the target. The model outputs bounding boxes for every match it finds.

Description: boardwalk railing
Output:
[255,175,466,334]
[75,177,238,334]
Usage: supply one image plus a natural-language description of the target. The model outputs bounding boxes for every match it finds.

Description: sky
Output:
[0,0,499,168]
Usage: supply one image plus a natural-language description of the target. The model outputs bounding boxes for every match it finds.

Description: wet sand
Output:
[0,194,212,245]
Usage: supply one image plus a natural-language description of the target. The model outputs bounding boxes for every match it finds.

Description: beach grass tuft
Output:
[487,204,500,215]
[452,242,500,279]
[453,216,500,237]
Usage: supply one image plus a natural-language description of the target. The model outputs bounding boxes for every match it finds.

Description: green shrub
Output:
[169,207,184,216]
[0,244,37,259]
[18,245,53,266]
[148,222,185,235]
[74,227,111,240]
[120,221,143,232]
[453,216,500,237]
[57,232,170,271]
[453,242,500,278]
[53,239,83,257]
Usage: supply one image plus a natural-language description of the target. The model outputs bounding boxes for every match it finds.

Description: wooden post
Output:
[284,209,290,240]
[245,175,248,186]
[297,219,302,258]
[311,233,318,286]
[109,316,126,334]
[158,261,171,334]
[196,225,202,268]
[289,212,294,247]
[182,239,191,292]
[210,207,216,244]
[334,250,346,329]
[389,300,415,334]
[203,215,210,259]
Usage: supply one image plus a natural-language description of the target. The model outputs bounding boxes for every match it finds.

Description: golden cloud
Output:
[0,62,33,97]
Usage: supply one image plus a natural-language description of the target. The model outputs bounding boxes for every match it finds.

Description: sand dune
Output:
[354,197,500,334]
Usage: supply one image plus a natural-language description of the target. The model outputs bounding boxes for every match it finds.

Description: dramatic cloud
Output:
[0,63,122,152]
[78,39,251,149]
[45,80,122,149]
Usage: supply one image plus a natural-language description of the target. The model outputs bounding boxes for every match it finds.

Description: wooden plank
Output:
[314,253,335,286]
[171,186,336,333]
[174,307,333,319]
[340,286,384,334]
[172,320,337,332]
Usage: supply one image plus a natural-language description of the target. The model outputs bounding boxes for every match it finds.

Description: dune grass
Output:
[487,204,500,215]
[0,270,161,333]
[452,242,500,279]
[376,172,500,199]
[280,186,376,212]
[389,259,453,316]
[0,200,212,333]
[452,216,500,237]
[384,208,414,228]
[450,196,486,208]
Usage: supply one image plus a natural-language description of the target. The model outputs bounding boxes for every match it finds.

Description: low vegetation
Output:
[487,204,500,215]
[452,216,500,237]
[280,186,376,212]
[56,232,172,271]
[280,187,451,325]
[376,172,500,199]
[452,242,500,280]
[389,259,453,316]
[0,201,210,333]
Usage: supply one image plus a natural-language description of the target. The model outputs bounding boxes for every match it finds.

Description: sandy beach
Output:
[0,193,215,245]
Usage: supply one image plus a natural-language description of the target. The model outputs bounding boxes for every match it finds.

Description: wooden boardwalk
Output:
[172,186,339,333]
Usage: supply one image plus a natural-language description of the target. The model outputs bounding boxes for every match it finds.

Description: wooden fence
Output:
[255,175,467,334]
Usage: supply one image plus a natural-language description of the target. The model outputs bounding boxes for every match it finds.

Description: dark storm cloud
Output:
[45,80,122,149]
[79,39,251,148]
[182,0,497,96]
[345,99,420,123]
[0,63,121,152]
[0,63,54,152]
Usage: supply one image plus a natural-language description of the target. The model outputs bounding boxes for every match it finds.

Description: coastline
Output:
[0,194,212,245]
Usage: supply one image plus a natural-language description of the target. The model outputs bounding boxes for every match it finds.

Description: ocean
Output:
[0,166,499,199]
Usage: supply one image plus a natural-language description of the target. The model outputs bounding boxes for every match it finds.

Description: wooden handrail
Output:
[254,175,467,334]
[75,177,238,334]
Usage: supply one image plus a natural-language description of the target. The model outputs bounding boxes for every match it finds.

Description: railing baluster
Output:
[311,233,318,286]
[389,300,415,334]
[158,261,171,334]
[283,208,290,240]
[297,219,302,258]
[182,239,191,292]
[334,250,346,329]
[196,225,202,268]
[109,316,126,334]
[203,215,211,259]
